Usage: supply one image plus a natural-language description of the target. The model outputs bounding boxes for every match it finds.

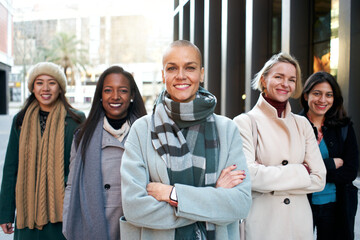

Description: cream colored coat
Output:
[233,95,326,240]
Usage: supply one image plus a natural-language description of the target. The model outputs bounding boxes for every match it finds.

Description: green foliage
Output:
[40,32,88,85]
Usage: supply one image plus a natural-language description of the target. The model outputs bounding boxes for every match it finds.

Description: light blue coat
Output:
[120,114,252,240]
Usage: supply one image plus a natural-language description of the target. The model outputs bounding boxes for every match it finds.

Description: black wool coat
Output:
[299,110,359,240]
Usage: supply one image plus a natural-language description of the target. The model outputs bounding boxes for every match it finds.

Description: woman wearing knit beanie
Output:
[0,62,85,240]
[62,66,147,240]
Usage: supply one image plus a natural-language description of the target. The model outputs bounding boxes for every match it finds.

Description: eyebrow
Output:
[274,72,296,78]
[35,78,57,81]
[166,61,199,66]
[312,89,333,93]
[103,85,129,88]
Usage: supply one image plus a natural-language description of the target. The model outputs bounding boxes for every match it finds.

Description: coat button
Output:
[104,184,111,190]
[284,198,290,204]
[282,160,288,166]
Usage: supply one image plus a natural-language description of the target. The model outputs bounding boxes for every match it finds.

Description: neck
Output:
[307,112,324,129]
[105,115,128,130]
[263,95,287,117]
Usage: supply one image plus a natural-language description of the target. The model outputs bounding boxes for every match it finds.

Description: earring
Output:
[100,99,102,102]
[130,99,133,102]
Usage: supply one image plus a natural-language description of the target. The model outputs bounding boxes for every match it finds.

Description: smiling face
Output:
[304,81,334,119]
[261,62,297,102]
[32,74,61,111]
[162,46,204,103]
[102,73,133,120]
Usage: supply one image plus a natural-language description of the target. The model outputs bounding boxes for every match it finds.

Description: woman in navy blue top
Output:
[300,71,359,240]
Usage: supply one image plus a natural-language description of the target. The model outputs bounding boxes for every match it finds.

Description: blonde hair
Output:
[252,52,303,99]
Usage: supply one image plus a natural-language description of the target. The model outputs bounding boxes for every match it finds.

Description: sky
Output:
[12,0,173,21]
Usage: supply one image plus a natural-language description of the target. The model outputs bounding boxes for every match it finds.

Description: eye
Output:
[49,81,57,85]
[312,92,321,96]
[119,89,129,94]
[167,66,176,71]
[104,89,112,93]
[186,66,196,71]
[326,93,333,98]
[289,78,296,83]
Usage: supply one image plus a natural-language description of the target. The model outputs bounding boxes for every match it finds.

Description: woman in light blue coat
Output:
[120,40,252,239]
[62,66,147,240]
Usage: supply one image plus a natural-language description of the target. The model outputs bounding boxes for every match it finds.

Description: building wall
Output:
[174,0,360,173]
[0,1,13,115]
[0,3,8,53]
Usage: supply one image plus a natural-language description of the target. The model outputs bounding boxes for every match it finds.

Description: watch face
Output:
[170,187,178,201]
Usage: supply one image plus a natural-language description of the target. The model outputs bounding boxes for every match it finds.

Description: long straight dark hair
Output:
[16,89,83,128]
[75,65,147,160]
[301,71,350,127]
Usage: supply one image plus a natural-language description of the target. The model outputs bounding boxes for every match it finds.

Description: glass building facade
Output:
[173,0,360,153]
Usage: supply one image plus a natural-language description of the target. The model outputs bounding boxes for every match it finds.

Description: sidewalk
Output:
[0,113,360,239]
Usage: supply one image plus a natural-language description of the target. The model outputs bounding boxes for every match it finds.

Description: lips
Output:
[276,89,289,94]
[109,103,122,107]
[316,104,327,110]
[174,84,190,89]
[41,94,52,100]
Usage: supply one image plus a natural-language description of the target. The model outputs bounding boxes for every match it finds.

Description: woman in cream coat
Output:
[234,52,326,240]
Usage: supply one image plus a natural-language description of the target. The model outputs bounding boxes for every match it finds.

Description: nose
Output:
[176,69,186,80]
[281,79,289,87]
[319,94,326,102]
[112,91,120,100]
[43,82,50,91]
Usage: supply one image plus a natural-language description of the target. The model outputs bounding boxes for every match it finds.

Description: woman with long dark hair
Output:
[0,62,85,240]
[62,65,147,240]
[300,71,359,240]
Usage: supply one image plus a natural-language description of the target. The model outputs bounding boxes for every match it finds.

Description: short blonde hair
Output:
[252,52,303,99]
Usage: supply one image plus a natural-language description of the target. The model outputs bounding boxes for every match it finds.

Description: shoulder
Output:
[131,114,151,128]
[233,113,253,131]
[291,113,311,125]
[68,108,86,120]
[213,114,242,140]
[128,114,151,136]
[214,114,237,129]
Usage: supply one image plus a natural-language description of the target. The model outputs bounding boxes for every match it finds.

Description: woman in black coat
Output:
[300,71,359,240]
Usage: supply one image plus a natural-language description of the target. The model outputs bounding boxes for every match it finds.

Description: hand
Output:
[334,158,344,169]
[1,223,14,234]
[147,182,173,203]
[216,164,246,188]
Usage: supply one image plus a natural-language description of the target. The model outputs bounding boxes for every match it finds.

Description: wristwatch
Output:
[169,186,178,207]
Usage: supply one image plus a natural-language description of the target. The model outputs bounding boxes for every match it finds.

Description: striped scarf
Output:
[151,87,219,240]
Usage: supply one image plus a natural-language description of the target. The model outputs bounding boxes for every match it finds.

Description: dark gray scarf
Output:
[64,113,110,240]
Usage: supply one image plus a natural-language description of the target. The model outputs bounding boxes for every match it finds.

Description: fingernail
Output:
[233,164,236,167]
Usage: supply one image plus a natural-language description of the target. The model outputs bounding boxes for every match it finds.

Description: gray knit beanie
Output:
[28,62,67,93]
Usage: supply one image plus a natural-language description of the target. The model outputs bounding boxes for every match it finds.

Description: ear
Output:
[304,93,308,101]
[260,75,266,91]
[200,67,205,83]
[260,75,266,89]
[162,70,165,84]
